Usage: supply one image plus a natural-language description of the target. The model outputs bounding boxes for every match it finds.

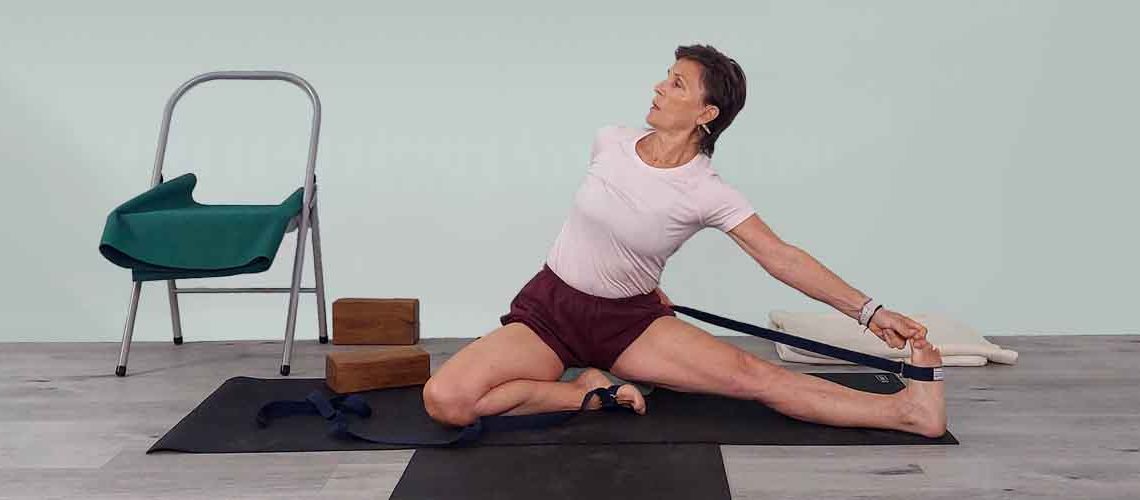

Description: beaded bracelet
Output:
[859,298,882,326]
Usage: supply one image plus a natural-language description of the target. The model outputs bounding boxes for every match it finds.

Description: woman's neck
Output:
[637,129,700,168]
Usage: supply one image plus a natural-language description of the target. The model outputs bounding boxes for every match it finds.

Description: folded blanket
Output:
[767,310,1018,367]
[99,173,304,282]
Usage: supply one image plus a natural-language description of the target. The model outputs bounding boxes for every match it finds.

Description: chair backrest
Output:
[149,71,321,209]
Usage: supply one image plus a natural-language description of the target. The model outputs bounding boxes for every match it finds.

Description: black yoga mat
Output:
[148,373,957,453]
[390,444,730,500]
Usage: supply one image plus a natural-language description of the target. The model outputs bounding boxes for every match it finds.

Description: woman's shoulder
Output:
[689,168,745,198]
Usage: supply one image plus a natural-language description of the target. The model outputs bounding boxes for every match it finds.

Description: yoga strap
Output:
[669,305,944,382]
[256,384,632,447]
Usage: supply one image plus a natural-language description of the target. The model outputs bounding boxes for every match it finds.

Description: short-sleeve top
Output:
[545,125,755,298]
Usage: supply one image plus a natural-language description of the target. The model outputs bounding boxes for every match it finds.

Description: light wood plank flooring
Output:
[1,335,1138,499]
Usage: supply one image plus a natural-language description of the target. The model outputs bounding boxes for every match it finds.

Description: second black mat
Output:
[389,443,731,500]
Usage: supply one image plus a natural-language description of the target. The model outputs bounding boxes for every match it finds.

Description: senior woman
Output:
[424,44,946,438]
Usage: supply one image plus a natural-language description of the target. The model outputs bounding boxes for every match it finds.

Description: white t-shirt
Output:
[545,125,756,298]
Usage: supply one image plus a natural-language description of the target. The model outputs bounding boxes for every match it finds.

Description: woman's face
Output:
[647,58,717,133]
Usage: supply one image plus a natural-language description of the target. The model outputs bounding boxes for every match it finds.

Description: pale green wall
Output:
[2,1,1136,343]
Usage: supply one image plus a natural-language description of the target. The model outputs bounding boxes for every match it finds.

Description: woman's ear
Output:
[699,105,720,128]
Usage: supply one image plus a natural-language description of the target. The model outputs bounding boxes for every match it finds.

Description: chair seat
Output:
[99,173,304,282]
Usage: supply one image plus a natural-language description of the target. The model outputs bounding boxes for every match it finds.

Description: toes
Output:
[616,385,647,414]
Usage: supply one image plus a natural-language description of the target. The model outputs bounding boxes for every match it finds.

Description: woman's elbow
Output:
[764,244,803,277]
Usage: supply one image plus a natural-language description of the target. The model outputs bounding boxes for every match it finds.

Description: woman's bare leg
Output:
[423,322,645,427]
[609,316,946,438]
[474,366,645,417]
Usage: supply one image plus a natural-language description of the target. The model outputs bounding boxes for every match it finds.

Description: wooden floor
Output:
[1,334,1138,499]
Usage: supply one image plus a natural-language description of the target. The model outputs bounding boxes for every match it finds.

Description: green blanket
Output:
[99,173,304,282]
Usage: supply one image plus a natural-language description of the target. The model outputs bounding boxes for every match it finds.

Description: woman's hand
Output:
[654,287,674,307]
[867,308,930,350]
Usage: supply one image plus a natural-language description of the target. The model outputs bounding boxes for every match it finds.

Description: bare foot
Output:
[895,343,947,438]
[573,368,647,415]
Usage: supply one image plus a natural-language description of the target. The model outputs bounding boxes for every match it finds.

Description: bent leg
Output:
[423,322,644,427]
[609,316,946,437]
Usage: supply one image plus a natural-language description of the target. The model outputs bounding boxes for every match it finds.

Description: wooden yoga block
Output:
[333,298,419,345]
[325,347,431,394]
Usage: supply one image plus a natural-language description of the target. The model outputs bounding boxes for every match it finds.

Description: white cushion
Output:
[766,310,1018,367]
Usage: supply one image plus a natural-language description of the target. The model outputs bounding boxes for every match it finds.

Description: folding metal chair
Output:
[109,71,328,377]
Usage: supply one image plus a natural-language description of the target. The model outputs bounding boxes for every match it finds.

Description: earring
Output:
[700,123,711,134]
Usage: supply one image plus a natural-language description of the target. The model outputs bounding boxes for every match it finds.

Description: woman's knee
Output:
[422,376,479,427]
[724,348,783,400]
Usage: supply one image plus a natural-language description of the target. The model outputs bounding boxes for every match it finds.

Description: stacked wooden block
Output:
[325,298,431,394]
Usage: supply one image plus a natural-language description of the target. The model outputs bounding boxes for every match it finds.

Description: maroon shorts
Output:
[499,263,676,370]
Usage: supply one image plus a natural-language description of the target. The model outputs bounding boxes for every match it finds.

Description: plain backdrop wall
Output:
[2,1,1137,343]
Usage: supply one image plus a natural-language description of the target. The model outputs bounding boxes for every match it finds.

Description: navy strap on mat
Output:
[669,305,943,382]
[256,384,633,447]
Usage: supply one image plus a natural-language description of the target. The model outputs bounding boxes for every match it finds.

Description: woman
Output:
[424,44,946,438]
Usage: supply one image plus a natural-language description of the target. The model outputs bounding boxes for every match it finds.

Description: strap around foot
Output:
[901,363,944,381]
[582,384,631,412]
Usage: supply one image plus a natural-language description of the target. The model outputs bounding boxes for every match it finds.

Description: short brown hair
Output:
[675,44,747,157]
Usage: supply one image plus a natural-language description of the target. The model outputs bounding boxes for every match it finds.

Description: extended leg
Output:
[610,316,946,437]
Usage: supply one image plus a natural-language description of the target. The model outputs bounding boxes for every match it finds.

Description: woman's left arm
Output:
[725,215,929,349]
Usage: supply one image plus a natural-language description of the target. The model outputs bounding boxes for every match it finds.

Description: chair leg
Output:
[116,281,143,377]
[310,204,329,344]
[281,210,311,376]
[167,280,183,345]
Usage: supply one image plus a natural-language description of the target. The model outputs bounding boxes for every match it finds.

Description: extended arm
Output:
[725,214,870,321]
[723,214,929,348]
